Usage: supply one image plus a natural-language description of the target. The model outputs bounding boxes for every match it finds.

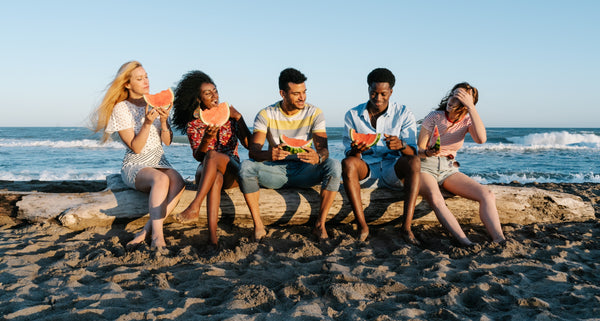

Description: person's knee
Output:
[238,160,260,194]
[323,158,342,179]
[204,150,219,162]
[482,187,496,203]
[239,160,258,178]
[152,171,171,190]
[341,157,360,178]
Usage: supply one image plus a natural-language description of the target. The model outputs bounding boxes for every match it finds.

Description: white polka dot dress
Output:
[106,101,173,188]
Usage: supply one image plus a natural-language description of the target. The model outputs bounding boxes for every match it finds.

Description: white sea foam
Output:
[471,172,600,184]
[0,138,188,149]
[507,131,600,148]
[464,131,600,152]
[0,170,117,181]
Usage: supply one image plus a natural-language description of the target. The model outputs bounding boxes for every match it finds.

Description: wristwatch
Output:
[399,140,406,151]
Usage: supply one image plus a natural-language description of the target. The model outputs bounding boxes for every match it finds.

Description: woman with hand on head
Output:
[171,71,251,246]
[91,61,185,251]
[418,82,506,246]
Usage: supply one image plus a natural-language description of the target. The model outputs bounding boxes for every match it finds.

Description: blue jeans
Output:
[239,158,342,194]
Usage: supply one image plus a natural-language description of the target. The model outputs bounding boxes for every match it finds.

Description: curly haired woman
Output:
[171,71,251,246]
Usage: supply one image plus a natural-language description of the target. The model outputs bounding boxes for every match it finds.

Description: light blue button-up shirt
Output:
[343,102,417,165]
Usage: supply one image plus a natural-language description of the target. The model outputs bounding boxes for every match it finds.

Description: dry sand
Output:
[0,181,599,320]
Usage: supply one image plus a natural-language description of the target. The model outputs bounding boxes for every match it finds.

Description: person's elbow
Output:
[474,137,487,144]
[131,147,144,154]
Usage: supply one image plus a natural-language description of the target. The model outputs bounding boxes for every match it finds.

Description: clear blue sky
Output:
[1,0,598,127]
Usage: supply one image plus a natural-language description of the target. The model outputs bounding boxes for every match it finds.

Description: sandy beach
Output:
[1,181,599,320]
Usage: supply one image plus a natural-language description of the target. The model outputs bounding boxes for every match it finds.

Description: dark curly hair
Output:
[172,70,215,133]
[278,68,307,91]
[367,68,395,88]
[436,82,479,111]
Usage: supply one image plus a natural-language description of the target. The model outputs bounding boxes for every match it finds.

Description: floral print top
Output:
[186,118,240,163]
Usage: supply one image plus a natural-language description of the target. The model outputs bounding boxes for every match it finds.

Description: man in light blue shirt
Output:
[342,68,421,244]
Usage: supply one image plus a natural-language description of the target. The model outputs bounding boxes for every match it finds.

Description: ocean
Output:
[1,127,599,184]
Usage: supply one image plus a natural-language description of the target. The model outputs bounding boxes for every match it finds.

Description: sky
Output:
[1,0,598,128]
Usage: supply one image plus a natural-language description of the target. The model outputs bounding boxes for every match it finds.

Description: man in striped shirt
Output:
[239,68,342,241]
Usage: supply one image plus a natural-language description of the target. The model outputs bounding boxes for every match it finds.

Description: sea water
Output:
[1,127,599,184]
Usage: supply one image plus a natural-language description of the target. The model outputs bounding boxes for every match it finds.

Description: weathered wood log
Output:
[9,175,595,230]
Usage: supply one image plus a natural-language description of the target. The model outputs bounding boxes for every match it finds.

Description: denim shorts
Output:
[420,156,460,185]
[359,159,404,190]
[238,158,342,194]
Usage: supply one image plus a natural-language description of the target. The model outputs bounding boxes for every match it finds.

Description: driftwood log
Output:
[4,174,594,230]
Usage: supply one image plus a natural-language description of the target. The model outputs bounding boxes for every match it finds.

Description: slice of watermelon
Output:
[143,88,174,109]
[199,102,230,126]
[427,125,441,151]
[349,128,380,147]
[280,134,313,154]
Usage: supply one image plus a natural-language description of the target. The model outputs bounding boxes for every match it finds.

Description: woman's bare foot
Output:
[312,224,328,240]
[126,229,148,247]
[456,237,474,247]
[150,237,168,253]
[174,206,199,224]
[254,227,267,242]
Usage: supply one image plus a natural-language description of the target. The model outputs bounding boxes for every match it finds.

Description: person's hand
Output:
[384,134,405,151]
[455,88,475,111]
[229,105,242,121]
[350,141,370,155]
[203,125,219,139]
[156,104,172,124]
[297,147,319,164]
[424,147,441,158]
[143,105,159,125]
[270,143,290,161]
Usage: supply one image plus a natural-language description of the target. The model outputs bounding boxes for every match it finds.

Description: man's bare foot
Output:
[312,225,328,240]
[126,230,148,247]
[400,229,421,246]
[456,237,474,247]
[174,206,199,224]
[254,227,267,242]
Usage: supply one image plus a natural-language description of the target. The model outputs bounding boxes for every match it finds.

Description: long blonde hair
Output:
[91,61,143,142]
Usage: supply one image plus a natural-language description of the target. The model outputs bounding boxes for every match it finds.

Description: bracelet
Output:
[424,149,430,157]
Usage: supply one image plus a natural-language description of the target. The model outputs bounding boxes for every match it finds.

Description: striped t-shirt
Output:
[421,110,473,158]
[253,101,326,148]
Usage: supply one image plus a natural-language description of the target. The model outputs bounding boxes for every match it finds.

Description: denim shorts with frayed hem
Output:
[420,156,460,185]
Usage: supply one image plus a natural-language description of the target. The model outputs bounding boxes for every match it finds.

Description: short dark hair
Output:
[367,68,395,88]
[279,68,307,91]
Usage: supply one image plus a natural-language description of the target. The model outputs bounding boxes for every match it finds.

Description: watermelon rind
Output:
[349,128,381,147]
[199,102,230,126]
[143,88,174,109]
[428,125,441,151]
[280,134,313,154]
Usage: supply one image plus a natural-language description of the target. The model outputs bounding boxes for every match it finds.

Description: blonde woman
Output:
[92,61,185,251]
[418,82,505,246]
